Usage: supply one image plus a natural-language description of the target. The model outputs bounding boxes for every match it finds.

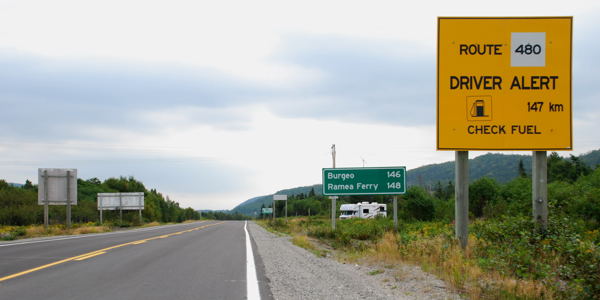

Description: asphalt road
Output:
[0,221,271,300]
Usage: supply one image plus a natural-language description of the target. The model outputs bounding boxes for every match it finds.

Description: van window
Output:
[363,209,369,214]
[379,207,385,212]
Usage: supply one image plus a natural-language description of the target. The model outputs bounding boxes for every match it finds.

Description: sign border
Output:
[322,166,407,196]
[436,16,573,151]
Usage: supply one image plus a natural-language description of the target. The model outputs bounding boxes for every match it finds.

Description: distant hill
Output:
[409,150,600,187]
[231,185,321,216]
[232,150,599,216]
[407,153,532,187]
[580,150,600,169]
[8,183,23,188]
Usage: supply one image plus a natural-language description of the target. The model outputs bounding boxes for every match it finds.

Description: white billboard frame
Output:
[97,192,144,210]
[38,168,78,205]
[273,194,287,201]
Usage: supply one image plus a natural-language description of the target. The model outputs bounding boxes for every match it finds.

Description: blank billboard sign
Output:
[38,168,77,205]
[273,194,287,201]
[97,192,144,210]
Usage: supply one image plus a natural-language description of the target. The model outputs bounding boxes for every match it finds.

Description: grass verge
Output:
[259,216,600,300]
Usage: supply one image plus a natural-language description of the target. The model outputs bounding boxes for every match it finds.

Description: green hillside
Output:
[231,185,321,216]
[407,153,532,187]
[231,150,600,216]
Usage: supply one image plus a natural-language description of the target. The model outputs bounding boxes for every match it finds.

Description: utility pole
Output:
[331,144,337,230]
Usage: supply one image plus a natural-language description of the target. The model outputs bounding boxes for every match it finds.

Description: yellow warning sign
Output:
[437,17,572,150]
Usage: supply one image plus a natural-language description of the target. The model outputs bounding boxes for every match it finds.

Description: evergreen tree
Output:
[518,159,527,178]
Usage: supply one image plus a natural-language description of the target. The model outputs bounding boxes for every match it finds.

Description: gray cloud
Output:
[0,52,260,140]
[270,35,435,125]
[1,155,250,195]
[1,31,598,142]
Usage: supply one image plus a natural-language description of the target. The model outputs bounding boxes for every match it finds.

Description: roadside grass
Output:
[0,223,111,240]
[0,221,176,241]
[260,216,599,300]
[291,234,328,257]
[141,221,162,228]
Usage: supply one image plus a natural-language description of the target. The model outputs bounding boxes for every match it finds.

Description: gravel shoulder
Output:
[248,222,463,300]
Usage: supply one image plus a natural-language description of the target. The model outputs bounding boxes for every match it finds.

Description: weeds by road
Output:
[260,216,600,300]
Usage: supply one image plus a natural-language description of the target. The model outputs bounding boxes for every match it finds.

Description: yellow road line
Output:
[0,221,224,283]
[74,251,106,261]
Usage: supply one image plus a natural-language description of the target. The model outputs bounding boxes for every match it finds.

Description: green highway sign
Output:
[322,167,406,196]
[262,207,273,214]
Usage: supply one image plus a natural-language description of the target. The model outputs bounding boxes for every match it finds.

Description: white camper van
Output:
[339,202,387,219]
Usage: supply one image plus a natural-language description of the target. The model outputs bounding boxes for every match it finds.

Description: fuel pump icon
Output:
[470,99,487,117]
[466,96,492,121]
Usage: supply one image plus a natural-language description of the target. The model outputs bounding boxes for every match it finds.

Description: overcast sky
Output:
[1,0,599,210]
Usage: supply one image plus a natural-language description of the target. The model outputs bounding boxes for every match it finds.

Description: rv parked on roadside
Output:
[339,202,386,219]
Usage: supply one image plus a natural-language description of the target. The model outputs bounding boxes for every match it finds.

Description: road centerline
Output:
[0,221,224,283]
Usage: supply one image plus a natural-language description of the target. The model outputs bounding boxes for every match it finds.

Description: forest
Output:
[0,176,200,226]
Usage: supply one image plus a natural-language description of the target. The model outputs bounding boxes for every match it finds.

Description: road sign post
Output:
[97,193,145,225]
[393,196,398,231]
[66,170,72,229]
[330,144,336,230]
[455,151,469,249]
[38,168,78,229]
[533,151,548,231]
[438,17,572,248]
[44,170,48,229]
[273,195,288,222]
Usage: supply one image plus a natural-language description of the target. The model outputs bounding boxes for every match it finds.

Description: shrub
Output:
[469,177,499,218]
[404,186,435,221]
[472,215,600,299]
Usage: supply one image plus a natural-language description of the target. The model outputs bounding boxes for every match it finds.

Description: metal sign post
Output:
[99,196,103,224]
[97,192,144,225]
[532,151,548,231]
[455,151,469,249]
[393,196,398,231]
[139,196,143,224]
[331,196,337,230]
[66,170,72,229]
[119,193,123,226]
[437,17,572,250]
[43,170,49,229]
[273,195,288,222]
[38,168,77,229]
[331,144,336,231]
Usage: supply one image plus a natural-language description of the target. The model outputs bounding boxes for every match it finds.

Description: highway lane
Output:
[0,221,271,300]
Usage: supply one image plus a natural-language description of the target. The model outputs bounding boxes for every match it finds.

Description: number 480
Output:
[515,44,541,55]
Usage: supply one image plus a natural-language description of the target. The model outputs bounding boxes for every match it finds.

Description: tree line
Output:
[260,153,599,231]
[0,176,200,226]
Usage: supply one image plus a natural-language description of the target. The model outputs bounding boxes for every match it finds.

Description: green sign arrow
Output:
[322,167,406,195]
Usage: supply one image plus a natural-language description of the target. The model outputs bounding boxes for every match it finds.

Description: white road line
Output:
[245,221,261,300]
[0,221,205,247]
